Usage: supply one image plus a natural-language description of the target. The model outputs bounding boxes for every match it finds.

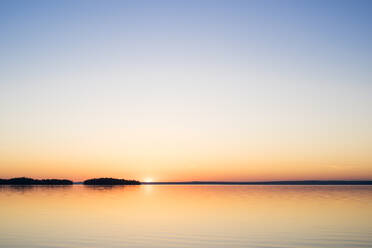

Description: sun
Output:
[143,178,153,183]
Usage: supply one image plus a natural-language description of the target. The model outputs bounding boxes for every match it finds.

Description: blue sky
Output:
[0,0,371,180]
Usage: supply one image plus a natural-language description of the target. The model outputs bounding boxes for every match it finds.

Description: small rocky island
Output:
[0,177,73,185]
[83,178,141,185]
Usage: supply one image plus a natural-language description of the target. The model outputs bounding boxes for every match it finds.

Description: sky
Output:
[0,0,371,182]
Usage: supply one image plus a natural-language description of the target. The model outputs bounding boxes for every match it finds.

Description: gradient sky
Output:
[1,0,371,181]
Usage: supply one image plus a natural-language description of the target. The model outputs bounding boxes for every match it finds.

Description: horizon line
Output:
[139,180,372,185]
[2,177,372,185]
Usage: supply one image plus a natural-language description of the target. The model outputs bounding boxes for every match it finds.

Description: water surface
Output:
[1,185,371,247]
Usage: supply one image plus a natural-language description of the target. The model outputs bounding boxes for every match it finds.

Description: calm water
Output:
[1,185,372,248]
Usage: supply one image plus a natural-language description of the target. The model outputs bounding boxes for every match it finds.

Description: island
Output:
[0,177,73,185]
[83,178,141,185]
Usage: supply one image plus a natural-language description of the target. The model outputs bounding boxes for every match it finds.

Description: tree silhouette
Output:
[83,178,141,185]
[0,177,73,185]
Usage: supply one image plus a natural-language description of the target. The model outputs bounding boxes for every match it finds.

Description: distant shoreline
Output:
[0,177,73,185]
[142,180,372,185]
[1,177,372,185]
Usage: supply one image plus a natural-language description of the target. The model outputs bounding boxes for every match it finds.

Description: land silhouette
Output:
[83,178,141,185]
[1,177,372,185]
[0,177,73,185]
[143,180,372,185]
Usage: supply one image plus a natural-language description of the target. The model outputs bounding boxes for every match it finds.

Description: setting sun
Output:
[144,178,153,183]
